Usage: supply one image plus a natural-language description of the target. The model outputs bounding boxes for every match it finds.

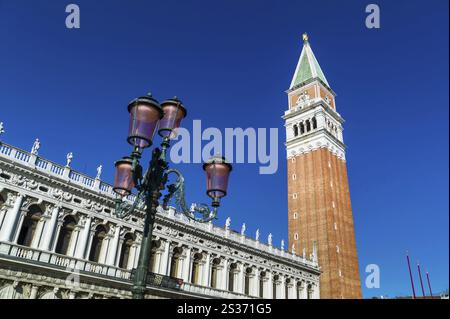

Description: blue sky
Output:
[0,0,448,298]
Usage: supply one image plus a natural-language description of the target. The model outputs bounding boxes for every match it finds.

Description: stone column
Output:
[221,258,229,291]
[12,210,27,244]
[236,263,244,294]
[29,285,39,299]
[232,270,239,293]
[289,283,295,299]
[312,283,320,299]
[115,238,124,267]
[0,208,7,232]
[250,271,258,297]
[201,253,211,287]
[66,226,81,257]
[300,281,308,299]
[266,272,273,299]
[182,247,192,282]
[126,243,137,269]
[159,240,170,275]
[98,233,112,264]
[74,216,92,259]
[278,276,285,299]
[153,250,162,273]
[50,221,64,252]
[39,205,60,251]
[132,240,141,269]
[30,216,46,248]
[83,229,95,261]
[0,193,24,242]
[261,276,269,298]
[106,225,121,266]
[250,269,261,297]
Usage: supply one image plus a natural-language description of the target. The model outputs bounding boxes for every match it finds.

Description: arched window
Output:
[0,283,24,299]
[55,215,77,255]
[17,205,42,247]
[272,275,279,299]
[210,258,221,288]
[299,122,305,134]
[306,120,311,132]
[293,125,299,137]
[296,282,301,299]
[312,117,317,130]
[88,225,108,263]
[118,233,135,269]
[259,271,265,297]
[307,284,313,299]
[149,239,161,273]
[285,278,290,299]
[191,252,203,285]
[170,247,183,278]
[228,263,237,292]
[244,267,252,295]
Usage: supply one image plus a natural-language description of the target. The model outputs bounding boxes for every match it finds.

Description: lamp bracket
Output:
[164,168,217,222]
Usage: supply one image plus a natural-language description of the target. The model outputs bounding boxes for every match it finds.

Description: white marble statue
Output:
[255,229,260,242]
[66,152,73,167]
[281,239,285,251]
[31,138,40,155]
[292,243,296,255]
[302,248,306,259]
[240,223,246,236]
[268,233,273,246]
[225,217,231,230]
[96,165,102,179]
[0,122,5,136]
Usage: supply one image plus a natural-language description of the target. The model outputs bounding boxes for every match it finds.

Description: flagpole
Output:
[406,251,416,299]
[426,271,434,298]
[417,262,426,298]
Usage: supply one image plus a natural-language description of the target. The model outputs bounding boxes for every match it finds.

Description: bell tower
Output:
[284,34,362,298]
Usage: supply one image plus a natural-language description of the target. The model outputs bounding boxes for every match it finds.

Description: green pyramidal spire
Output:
[289,33,330,90]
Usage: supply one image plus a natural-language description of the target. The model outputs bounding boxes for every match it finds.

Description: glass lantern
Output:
[158,97,187,138]
[127,94,163,149]
[113,157,135,197]
[203,156,232,206]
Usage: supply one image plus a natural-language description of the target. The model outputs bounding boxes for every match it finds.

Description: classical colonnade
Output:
[0,191,318,299]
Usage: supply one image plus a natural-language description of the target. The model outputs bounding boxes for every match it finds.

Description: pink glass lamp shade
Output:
[127,94,163,149]
[113,157,135,197]
[158,97,187,138]
[203,156,232,204]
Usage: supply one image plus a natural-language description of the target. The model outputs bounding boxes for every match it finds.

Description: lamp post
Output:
[112,93,232,299]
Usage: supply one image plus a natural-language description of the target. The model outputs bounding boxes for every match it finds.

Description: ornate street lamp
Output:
[113,93,232,299]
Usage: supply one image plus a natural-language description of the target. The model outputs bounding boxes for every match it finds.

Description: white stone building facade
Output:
[0,140,320,299]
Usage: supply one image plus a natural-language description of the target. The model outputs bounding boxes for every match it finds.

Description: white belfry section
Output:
[284,100,346,160]
[0,139,320,299]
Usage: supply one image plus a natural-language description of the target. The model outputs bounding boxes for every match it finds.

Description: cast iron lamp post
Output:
[112,93,232,299]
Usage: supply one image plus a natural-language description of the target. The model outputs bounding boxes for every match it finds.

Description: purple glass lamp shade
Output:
[127,94,164,148]
[158,97,187,138]
[203,156,232,200]
[113,157,135,197]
